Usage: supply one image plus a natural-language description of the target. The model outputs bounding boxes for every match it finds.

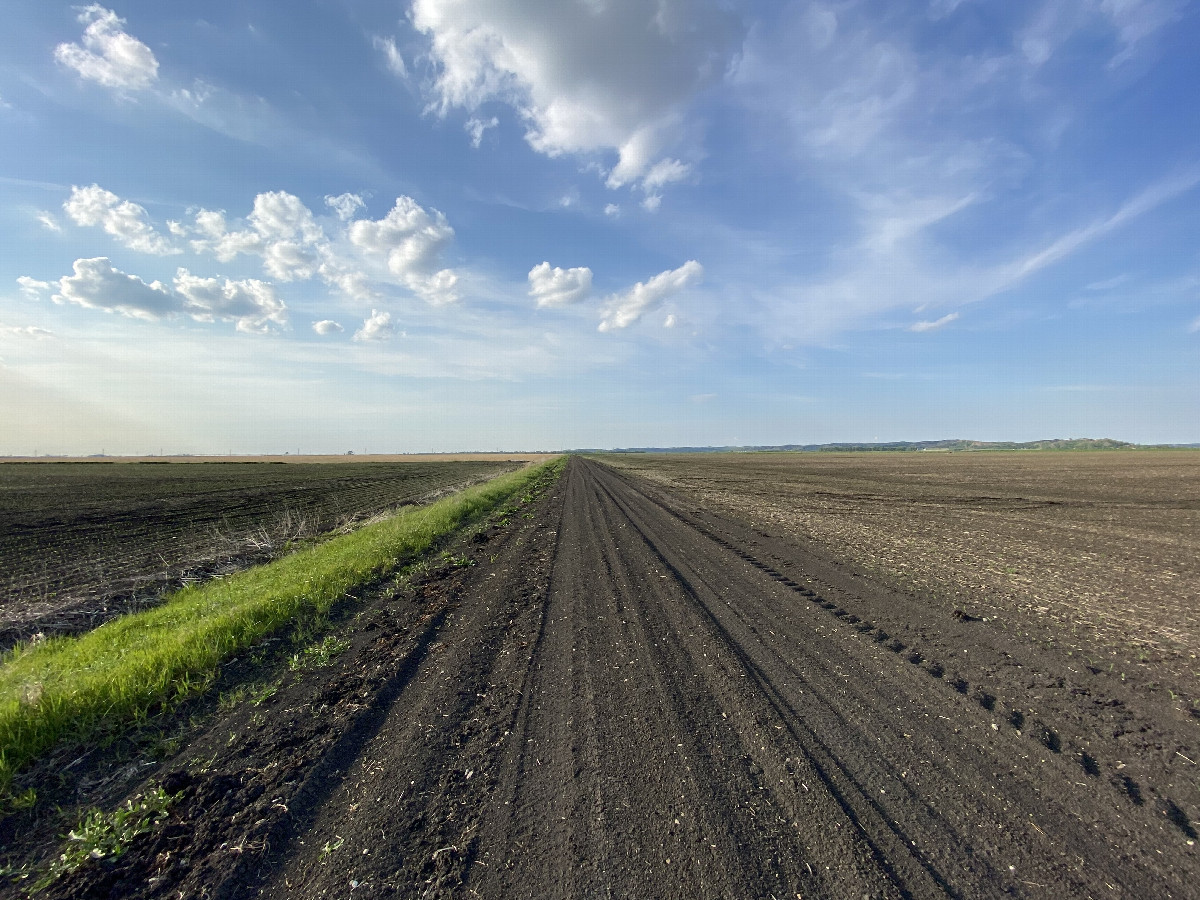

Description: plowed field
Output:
[14,457,1199,898]
[0,460,521,648]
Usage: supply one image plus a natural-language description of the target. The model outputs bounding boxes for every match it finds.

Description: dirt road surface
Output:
[38,457,1199,899]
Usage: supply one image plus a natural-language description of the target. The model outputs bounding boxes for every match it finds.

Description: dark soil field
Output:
[0,459,522,649]
[7,455,1197,899]
[607,450,1200,709]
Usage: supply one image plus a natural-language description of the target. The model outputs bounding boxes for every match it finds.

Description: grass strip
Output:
[0,456,563,793]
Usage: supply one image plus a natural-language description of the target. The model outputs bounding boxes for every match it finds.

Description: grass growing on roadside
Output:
[0,456,563,794]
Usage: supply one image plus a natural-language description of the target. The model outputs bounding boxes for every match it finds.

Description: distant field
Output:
[605,450,1200,696]
[0,459,526,648]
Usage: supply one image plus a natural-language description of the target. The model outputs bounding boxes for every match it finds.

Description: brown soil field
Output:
[0,459,527,649]
[608,450,1200,708]
[5,457,1197,899]
[1,454,555,464]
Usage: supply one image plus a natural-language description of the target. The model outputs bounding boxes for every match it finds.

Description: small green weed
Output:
[440,552,475,569]
[320,834,345,860]
[249,681,279,706]
[289,635,350,671]
[41,786,176,887]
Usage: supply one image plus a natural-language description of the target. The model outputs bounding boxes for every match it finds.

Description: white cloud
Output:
[910,311,959,332]
[36,211,62,233]
[466,116,499,148]
[184,191,461,304]
[173,269,287,333]
[528,262,592,307]
[1189,314,1200,334]
[312,320,344,335]
[604,203,620,217]
[348,197,459,303]
[189,209,263,262]
[373,35,408,78]
[64,184,178,255]
[599,260,703,331]
[55,5,158,91]
[642,158,691,192]
[641,194,662,212]
[17,276,51,299]
[248,191,324,244]
[325,193,365,221]
[53,257,175,320]
[410,0,740,193]
[664,313,678,328]
[0,324,53,339]
[190,193,332,281]
[354,309,395,341]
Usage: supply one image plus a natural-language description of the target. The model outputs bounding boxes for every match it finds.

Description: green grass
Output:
[0,456,563,794]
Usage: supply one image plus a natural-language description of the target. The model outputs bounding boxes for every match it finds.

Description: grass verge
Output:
[0,456,563,795]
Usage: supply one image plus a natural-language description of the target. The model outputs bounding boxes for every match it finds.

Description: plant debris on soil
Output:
[0,460,522,650]
[2,456,1198,898]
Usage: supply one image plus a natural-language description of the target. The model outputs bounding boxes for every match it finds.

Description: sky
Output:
[1,0,1198,454]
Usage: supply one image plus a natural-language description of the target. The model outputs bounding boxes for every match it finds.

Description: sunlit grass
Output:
[0,457,563,793]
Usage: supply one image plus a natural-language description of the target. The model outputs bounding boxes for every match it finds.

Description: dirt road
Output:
[37,457,1199,898]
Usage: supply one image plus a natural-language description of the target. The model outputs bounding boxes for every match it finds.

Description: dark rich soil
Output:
[0,460,519,649]
[609,450,1200,708]
[5,457,1198,899]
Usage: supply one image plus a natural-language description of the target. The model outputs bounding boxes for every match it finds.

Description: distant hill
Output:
[583,438,1154,454]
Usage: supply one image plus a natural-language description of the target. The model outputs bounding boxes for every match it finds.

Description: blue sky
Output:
[1,0,1197,454]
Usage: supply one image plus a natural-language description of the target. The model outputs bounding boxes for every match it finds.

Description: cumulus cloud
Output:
[16,276,51,299]
[38,259,287,332]
[325,193,365,221]
[64,184,178,255]
[528,262,592,307]
[599,260,703,331]
[55,5,158,91]
[604,204,620,217]
[410,0,740,193]
[312,320,344,335]
[176,191,462,305]
[354,309,395,341]
[348,197,459,304]
[53,257,175,320]
[189,209,263,262]
[909,311,959,332]
[173,269,288,333]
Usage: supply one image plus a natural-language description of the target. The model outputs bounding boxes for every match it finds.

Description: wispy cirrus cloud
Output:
[910,312,959,332]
